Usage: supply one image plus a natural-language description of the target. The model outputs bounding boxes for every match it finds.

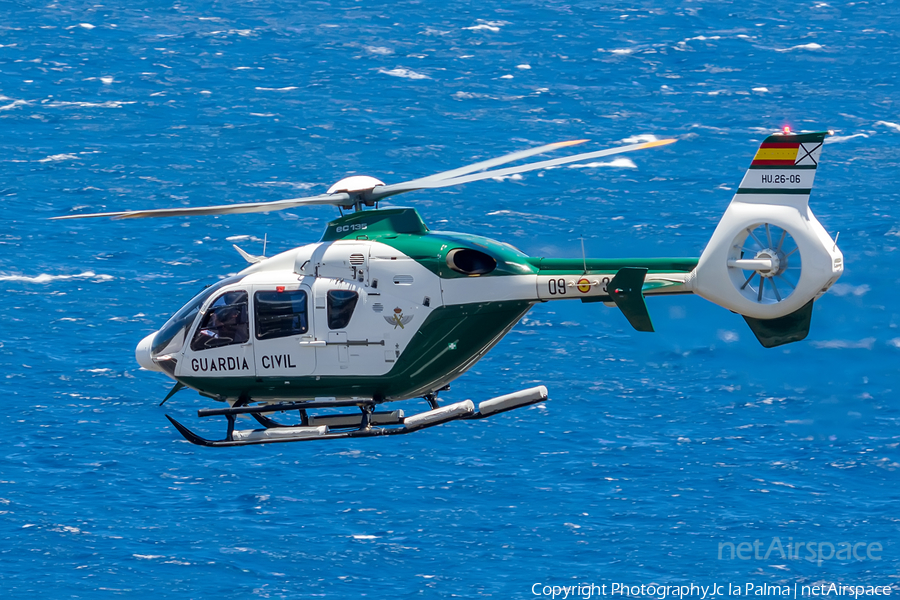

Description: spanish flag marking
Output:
[752,142,800,166]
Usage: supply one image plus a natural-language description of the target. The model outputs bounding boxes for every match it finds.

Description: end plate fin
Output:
[609,267,654,332]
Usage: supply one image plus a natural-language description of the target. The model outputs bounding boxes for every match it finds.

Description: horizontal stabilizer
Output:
[609,267,654,332]
[742,299,814,348]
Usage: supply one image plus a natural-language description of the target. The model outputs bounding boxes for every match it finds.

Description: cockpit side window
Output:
[151,274,244,357]
[255,290,308,340]
[327,290,359,329]
[190,290,249,351]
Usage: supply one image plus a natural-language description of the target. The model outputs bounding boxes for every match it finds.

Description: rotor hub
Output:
[754,247,785,278]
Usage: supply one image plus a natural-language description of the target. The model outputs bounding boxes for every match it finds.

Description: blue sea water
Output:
[2,1,899,597]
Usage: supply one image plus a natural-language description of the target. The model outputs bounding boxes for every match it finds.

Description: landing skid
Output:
[165,386,549,447]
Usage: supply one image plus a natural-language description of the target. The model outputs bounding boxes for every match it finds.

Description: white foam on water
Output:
[48,100,136,108]
[621,134,658,144]
[0,99,28,111]
[79,23,95,30]
[454,91,493,100]
[207,29,253,37]
[829,283,870,297]
[752,87,769,92]
[37,153,79,163]
[678,35,723,46]
[365,46,393,55]
[718,330,740,343]
[825,133,868,144]
[486,210,567,222]
[0,271,114,283]
[776,43,823,52]
[568,157,637,169]
[255,86,298,91]
[875,120,900,132]
[609,48,634,55]
[810,337,876,350]
[463,20,505,32]
[378,68,430,80]
[226,235,264,242]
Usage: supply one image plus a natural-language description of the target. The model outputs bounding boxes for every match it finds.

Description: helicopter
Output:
[54,129,843,447]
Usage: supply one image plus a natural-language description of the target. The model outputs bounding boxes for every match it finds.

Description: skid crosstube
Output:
[165,386,549,447]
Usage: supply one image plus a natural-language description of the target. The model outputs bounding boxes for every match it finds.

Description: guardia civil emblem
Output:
[385,307,413,329]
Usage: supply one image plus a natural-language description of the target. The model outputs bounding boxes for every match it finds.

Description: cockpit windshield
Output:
[150,274,244,358]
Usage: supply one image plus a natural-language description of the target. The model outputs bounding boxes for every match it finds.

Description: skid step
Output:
[308,410,404,428]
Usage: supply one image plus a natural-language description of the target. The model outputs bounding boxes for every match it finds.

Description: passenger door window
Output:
[327,290,359,329]
[255,289,309,340]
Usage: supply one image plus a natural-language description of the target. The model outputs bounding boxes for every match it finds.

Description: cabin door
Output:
[251,282,317,378]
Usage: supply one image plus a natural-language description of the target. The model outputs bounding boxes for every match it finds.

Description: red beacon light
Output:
[782,126,792,134]
[276,286,285,293]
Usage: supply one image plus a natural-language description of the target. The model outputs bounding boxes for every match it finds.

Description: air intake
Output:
[446,248,496,275]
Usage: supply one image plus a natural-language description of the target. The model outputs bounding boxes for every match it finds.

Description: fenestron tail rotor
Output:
[50,138,676,220]
[727,223,802,305]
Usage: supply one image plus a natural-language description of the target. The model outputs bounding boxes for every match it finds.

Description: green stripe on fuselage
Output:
[527,257,698,275]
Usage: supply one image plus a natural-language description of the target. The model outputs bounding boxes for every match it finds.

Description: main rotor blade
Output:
[369,138,676,200]
[410,139,589,185]
[50,137,677,221]
[50,192,352,220]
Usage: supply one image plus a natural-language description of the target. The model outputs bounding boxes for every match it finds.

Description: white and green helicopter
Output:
[55,129,843,447]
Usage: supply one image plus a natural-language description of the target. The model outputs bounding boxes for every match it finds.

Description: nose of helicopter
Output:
[136,332,163,372]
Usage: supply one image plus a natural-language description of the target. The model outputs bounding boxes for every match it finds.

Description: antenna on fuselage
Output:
[580,236,588,274]
[262,233,267,257]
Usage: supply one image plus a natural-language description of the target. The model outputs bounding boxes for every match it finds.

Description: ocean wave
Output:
[0,99,28,111]
[37,153,79,163]
[378,68,430,80]
[825,133,868,144]
[677,35,723,47]
[47,101,136,109]
[620,134,658,144]
[810,337,875,349]
[225,235,264,242]
[463,20,507,33]
[829,283,870,297]
[775,43,823,52]
[875,120,900,133]
[255,86,298,91]
[0,271,114,283]
[568,158,637,169]
[206,29,253,37]
[486,210,568,221]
